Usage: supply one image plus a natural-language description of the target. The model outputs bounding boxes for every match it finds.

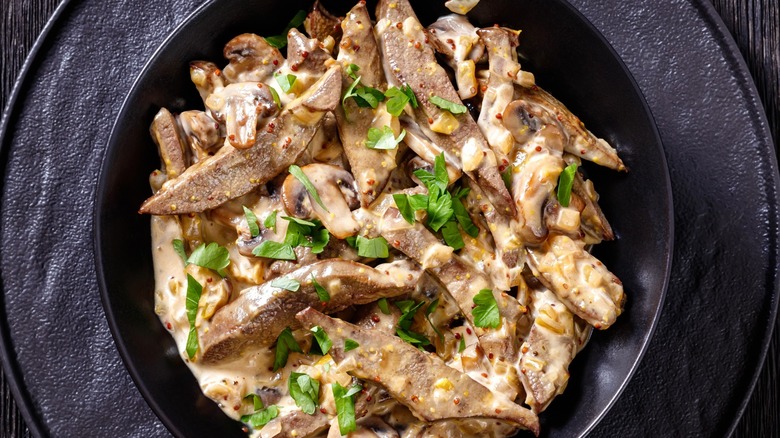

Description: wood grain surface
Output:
[0,0,778,436]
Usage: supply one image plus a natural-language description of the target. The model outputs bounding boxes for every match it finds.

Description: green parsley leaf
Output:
[187,242,230,276]
[345,236,357,248]
[401,84,418,108]
[273,327,303,371]
[332,382,360,435]
[426,298,439,317]
[264,210,278,232]
[346,63,360,80]
[311,275,330,302]
[243,206,260,238]
[384,86,410,116]
[270,277,300,292]
[396,327,431,347]
[185,274,202,358]
[472,289,501,328]
[501,165,513,189]
[413,153,449,192]
[268,86,282,108]
[289,372,320,415]
[241,405,279,429]
[244,393,264,411]
[377,298,391,315]
[425,185,454,232]
[393,195,415,224]
[458,336,466,353]
[309,227,330,254]
[429,95,467,114]
[264,10,306,49]
[310,326,332,355]
[342,76,362,108]
[275,73,297,93]
[344,339,359,352]
[283,216,317,227]
[452,197,479,237]
[557,163,578,207]
[408,193,430,211]
[172,239,188,264]
[354,86,385,108]
[289,165,329,212]
[355,235,389,258]
[394,300,431,347]
[366,126,406,150]
[451,186,470,199]
[441,220,464,250]
[252,241,296,260]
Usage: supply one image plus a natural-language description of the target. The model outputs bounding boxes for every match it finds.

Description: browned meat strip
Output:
[200,259,421,363]
[139,65,341,215]
[295,308,540,436]
[150,108,187,178]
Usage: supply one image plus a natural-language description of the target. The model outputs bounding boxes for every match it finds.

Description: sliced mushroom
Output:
[287,28,334,89]
[334,2,397,207]
[526,234,625,329]
[139,65,342,215]
[304,1,342,42]
[281,163,360,239]
[427,14,485,99]
[190,61,225,106]
[150,108,187,178]
[200,259,422,363]
[178,110,222,164]
[375,0,515,217]
[444,0,480,15]
[400,117,461,183]
[513,85,626,171]
[510,125,566,246]
[203,82,279,149]
[222,33,284,84]
[295,308,540,436]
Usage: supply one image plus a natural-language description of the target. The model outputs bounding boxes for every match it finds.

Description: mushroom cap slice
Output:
[139,65,342,215]
[222,33,284,84]
[281,163,360,239]
[200,259,422,363]
[295,308,540,436]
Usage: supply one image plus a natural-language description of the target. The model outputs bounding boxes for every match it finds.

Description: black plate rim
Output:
[690,1,780,434]
[0,0,75,436]
[93,0,674,437]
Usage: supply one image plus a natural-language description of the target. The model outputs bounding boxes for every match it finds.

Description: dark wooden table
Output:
[1,0,778,436]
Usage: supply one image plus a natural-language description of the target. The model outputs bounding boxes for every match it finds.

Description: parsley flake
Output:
[264,10,306,49]
[377,298,391,315]
[344,339,359,352]
[452,197,478,237]
[244,393,264,411]
[268,86,282,108]
[366,126,406,150]
[557,163,578,207]
[273,327,303,371]
[270,277,300,292]
[241,405,279,429]
[310,326,332,355]
[172,239,188,264]
[264,210,278,232]
[243,206,260,238]
[185,274,202,358]
[289,372,320,415]
[311,275,330,302]
[355,235,389,258]
[346,63,360,80]
[472,289,501,328]
[458,337,466,353]
[252,241,296,260]
[187,242,230,276]
[275,73,297,93]
[429,95,467,114]
[332,382,361,435]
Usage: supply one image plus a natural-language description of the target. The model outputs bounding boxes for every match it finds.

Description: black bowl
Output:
[95,0,673,436]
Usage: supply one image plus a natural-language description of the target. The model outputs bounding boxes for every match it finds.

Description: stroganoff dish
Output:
[139,0,627,436]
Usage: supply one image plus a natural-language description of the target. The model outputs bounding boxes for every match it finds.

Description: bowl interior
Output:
[96,0,672,436]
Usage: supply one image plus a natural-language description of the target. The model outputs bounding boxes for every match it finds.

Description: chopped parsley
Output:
[377,298,391,315]
[311,275,330,303]
[241,405,279,429]
[429,95,467,114]
[394,300,431,348]
[282,216,330,254]
[243,206,260,238]
[252,241,296,260]
[270,277,301,292]
[264,210,278,232]
[344,339,359,352]
[264,10,306,48]
[269,86,282,108]
[346,63,360,80]
[185,274,202,358]
[172,239,187,264]
[557,163,578,207]
[458,337,466,353]
[309,326,332,355]
[273,327,303,371]
[187,242,230,276]
[366,126,406,150]
[274,73,297,93]
[472,289,501,328]
[384,84,417,116]
[355,235,389,258]
[244,393,264,411]
[332,382,361,435]
[289,372,320,415]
